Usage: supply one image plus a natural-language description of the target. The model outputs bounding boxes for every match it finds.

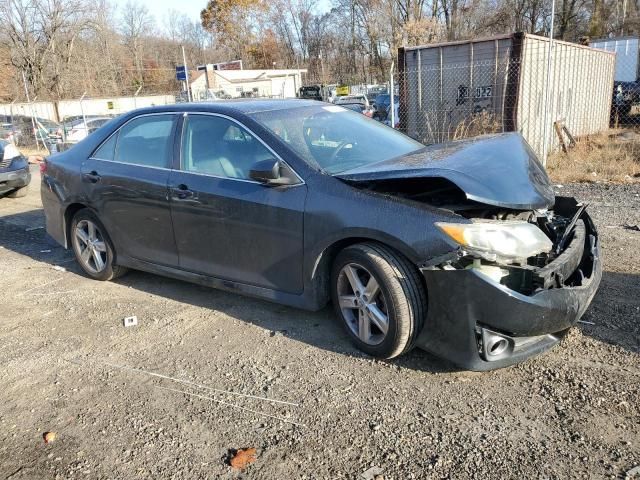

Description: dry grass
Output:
[547,131,640,184]
[18,146,49,157]
[452,111,503,140]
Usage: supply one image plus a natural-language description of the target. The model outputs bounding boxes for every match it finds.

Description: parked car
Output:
[0,139,30,198]
[372,94,399,121]
[298,85,325,101]
[0,124,18,144]
[40,100,601,371]
[334,94,370,108]
[65,117,112,143]
[338,102,374,117]
[383,102,400,128]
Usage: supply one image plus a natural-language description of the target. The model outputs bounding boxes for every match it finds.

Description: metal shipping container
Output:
[590,36,639,82]
[398,33,616,159]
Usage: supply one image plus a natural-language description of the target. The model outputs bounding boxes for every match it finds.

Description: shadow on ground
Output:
[1,208,637,372]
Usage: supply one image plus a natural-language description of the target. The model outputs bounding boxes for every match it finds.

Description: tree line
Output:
[0,0,637,102]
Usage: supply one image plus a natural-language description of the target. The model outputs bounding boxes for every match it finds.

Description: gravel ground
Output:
[0,170,638,479]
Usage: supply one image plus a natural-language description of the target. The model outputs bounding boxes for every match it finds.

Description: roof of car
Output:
[135,99,322,116]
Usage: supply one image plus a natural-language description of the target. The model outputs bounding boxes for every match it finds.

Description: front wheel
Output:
[70,209,127,281]
[331,242,427,359]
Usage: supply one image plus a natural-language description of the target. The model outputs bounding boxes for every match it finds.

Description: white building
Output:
[192,65,307,100]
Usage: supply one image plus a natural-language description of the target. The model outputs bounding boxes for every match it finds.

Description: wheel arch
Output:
[307,231,423,308]
[63,202,90,247]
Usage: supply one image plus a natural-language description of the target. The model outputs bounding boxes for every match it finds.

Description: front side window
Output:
[114,115,175,168]
[181,114,278,180]
[251,105,423,174]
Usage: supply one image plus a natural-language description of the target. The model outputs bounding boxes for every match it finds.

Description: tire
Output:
[7,185,29,198]
[331,242,427,359]
[70,209,127,281]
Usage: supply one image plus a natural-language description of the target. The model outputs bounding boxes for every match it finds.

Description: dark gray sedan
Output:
[40,100,602,370]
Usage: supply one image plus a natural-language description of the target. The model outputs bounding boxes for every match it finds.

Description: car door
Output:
[81,113,180,267]
[168,113,307,294]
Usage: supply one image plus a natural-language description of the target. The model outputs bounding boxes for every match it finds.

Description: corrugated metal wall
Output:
[401,37,513,144]
[518,35,615,157]
[590,37,639,82]
[400,34,616,160]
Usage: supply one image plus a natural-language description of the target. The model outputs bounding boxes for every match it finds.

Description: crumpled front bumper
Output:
[416,207,602,371]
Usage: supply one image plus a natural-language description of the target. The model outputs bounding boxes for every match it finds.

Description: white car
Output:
[65,117,111,143]
[334,95,370,109]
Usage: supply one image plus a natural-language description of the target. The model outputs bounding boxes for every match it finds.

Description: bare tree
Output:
[120,0,154,85]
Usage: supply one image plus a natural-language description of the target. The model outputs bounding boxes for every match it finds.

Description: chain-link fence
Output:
[3,34,640,173]
[394,34,622,162]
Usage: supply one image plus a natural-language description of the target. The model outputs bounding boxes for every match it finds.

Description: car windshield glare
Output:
[250,105,423,174]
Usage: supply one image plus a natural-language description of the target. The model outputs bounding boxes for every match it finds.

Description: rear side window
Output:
[114,115,175,168]
[93,133,117,160]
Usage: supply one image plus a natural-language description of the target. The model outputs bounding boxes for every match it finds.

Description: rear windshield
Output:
[250,105,423,174]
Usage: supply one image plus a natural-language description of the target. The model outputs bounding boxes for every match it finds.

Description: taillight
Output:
[39,160,47,174]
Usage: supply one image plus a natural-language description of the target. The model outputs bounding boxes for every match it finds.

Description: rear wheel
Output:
[331,242,426,359]
[70,209,127,281]
[7,185,29,198]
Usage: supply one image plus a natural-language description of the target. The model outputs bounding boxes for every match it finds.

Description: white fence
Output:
[0,95,176,122]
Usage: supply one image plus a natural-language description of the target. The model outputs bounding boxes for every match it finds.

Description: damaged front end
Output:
[419,197,601,370]
[336,133,602,369]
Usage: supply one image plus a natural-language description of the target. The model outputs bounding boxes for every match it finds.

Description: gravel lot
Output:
[0,169,638,479]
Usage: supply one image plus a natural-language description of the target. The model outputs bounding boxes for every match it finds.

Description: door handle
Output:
[171,184,195,200]
[82,171,101,183]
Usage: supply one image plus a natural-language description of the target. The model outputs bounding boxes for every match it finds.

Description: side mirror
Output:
[249,159,280,183]
[249,159,298,186]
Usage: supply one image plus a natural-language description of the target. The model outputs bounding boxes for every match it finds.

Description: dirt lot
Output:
[0,169,639,479]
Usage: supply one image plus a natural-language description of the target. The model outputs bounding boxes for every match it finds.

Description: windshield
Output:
[250,105,423,174]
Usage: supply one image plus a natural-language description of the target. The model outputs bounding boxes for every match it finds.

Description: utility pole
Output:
[182,45,192,102]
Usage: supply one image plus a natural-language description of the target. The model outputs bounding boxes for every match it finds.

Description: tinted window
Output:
[251,105,423,174]
[93,133,117,160]
[115,115,175,167]
[181,114,277,179]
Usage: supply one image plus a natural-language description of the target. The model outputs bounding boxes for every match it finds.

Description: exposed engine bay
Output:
[346,177,597,296]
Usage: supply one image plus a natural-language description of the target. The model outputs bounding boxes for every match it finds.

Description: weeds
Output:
[547,131,640,183]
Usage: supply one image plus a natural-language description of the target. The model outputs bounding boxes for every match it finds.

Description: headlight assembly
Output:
[435,220,553,263]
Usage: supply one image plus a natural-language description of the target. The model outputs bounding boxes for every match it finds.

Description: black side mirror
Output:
[249,159,298,186]
[249,159,281,183]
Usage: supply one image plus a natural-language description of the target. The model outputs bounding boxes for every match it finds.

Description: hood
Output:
[336,133,555,210]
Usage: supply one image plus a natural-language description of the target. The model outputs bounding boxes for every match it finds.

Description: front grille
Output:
[0,157,12,168]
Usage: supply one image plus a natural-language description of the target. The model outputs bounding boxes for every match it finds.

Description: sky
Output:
[111,0,331,27]
[113,0,206,24]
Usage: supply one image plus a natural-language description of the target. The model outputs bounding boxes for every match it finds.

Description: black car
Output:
[0,140,31,197]
[40,100,601,370]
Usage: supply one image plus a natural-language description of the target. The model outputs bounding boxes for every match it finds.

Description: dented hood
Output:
[336,133,555,210]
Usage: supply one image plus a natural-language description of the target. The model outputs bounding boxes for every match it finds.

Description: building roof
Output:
[214,69,307,83]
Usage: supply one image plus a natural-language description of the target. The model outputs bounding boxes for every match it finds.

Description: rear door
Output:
[81,113,180,267]
[168,113,307,294]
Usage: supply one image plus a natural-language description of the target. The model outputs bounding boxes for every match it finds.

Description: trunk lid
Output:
[336,133,555,210]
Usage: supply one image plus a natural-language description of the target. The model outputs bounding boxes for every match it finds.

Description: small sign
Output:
[107,101,114,110]
[336,85,349,96]
[176,65,187,81]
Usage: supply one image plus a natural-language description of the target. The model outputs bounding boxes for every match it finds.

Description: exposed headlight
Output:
[435,220,553,263]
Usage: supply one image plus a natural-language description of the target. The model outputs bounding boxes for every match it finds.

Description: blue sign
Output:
[176,65,187,81]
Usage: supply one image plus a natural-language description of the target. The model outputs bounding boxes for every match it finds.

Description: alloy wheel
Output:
[74,219,108,274]
[337,263,389,345]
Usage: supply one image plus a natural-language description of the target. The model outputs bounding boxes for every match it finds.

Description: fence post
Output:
[79,92,87,135]
[182,45,192,102]
[541,0,556,166]
[389,62,395,129]
[133,85,142,109]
